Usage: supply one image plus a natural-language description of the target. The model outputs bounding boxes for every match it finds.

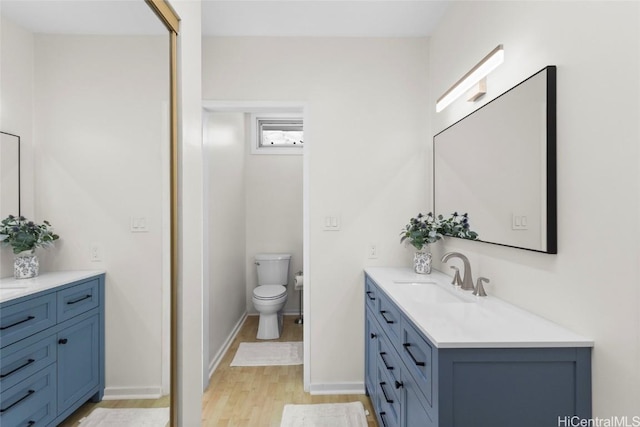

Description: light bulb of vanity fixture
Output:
[436,45,504,112]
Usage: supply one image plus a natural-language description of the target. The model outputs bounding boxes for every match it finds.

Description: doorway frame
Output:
[201,100,311,391]
[143,1,179,424]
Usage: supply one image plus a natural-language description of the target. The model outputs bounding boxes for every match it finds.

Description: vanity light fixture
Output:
[435,44,504,112]
[466,77,487,102]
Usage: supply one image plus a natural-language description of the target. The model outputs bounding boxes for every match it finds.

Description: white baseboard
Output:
[102,386,164,400]
[309,382,365,395]
[207,312,248,380]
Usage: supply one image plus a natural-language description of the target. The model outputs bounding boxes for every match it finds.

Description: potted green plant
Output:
[400,212,477,274]
[0,215,60,278]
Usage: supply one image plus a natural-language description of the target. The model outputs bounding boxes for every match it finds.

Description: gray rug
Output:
[280,402,368,427]
[230,341,303,366]
[79,408,169,426]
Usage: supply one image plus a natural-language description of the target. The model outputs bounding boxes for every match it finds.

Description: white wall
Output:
[202,37,430,391]
[429,1,640,417]
[203,111,247,372]
[0,16,35,276]
[245,115,303,315]
[33,34,167,398]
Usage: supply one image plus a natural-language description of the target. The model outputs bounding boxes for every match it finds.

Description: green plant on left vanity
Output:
[1,214,60,279]
[0,214,60,254]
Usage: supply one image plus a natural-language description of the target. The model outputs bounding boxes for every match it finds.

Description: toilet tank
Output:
[255,253,291,286]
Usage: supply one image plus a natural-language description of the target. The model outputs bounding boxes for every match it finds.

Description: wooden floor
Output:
[60,315,377,426]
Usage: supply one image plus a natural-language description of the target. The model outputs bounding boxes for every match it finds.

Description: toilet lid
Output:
[254,285,287,300]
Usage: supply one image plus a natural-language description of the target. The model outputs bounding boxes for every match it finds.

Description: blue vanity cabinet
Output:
[364,273,592,427]
[366,275,435,427]
[0,273,105,427]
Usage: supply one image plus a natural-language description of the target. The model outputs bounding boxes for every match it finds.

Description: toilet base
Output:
[257,311,284,340]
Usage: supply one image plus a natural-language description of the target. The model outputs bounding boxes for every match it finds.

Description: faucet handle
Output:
[449,266,462,287]
[474,277,490,297]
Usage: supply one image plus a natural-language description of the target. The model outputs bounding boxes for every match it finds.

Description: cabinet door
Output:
[401,368,435,427]
[57,314,100,412]
[365,309,379,398]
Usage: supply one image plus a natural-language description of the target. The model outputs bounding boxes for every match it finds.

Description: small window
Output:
[251,113,303,155]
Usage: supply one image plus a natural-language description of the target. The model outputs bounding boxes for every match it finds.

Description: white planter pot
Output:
[413,249,432,274]
[14,250,39,279]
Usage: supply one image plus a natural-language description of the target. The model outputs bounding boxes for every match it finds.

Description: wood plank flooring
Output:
[59,315,377,426]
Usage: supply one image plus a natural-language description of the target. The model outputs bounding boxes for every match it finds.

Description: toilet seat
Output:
[253,285,287,300]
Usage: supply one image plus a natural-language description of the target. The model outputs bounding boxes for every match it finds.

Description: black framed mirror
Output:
[0,131,20,217]
[434,66,557,253]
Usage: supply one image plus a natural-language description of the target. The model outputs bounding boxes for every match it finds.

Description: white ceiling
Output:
[201,1,449,37]
[1,1,166,35]
[1,1,449,37]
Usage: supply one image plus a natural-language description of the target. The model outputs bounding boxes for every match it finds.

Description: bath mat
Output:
[230,341,303,366]
[280,402,368,427]
[79,407,169,426]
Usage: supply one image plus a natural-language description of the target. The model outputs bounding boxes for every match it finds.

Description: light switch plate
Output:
[323,215,341,231]
[131,216,149,232]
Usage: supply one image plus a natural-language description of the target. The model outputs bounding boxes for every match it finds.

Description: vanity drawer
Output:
[0,294,57,349]
[0,363,57,427]
[378,401,399,427]
[365,276,379,312]
[400,319,433,406]
[0,334,57,391]
[377,328,401,375]
[57,278,100,322]
[377,363,401,427]
[377,291,402,346]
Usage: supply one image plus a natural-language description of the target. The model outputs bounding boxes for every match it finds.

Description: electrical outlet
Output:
[90,244,101,262]
[368,244,378,259]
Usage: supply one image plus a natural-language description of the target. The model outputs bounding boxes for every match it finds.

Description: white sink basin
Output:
[393,280,438,285]
[393,281,472,304]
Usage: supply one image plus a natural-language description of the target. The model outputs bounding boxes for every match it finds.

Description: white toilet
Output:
[253,253,290,339]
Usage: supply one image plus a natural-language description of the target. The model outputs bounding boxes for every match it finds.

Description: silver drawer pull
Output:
[0,389,35,413]
[0,358,35,379]
[0,315,35,331]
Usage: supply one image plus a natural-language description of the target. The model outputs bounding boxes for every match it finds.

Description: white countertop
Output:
[0,270,105,303]
[364,267,593,349]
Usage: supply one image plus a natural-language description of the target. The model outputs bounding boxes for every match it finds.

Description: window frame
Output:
[250,113,303,155]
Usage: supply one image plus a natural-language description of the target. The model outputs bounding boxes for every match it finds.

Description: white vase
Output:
[413,247,432,274]
[14,250,39,279]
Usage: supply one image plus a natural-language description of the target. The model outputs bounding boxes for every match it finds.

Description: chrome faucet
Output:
[441,252,475,291]
[449,266,462,287]
[474,277,490,297]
